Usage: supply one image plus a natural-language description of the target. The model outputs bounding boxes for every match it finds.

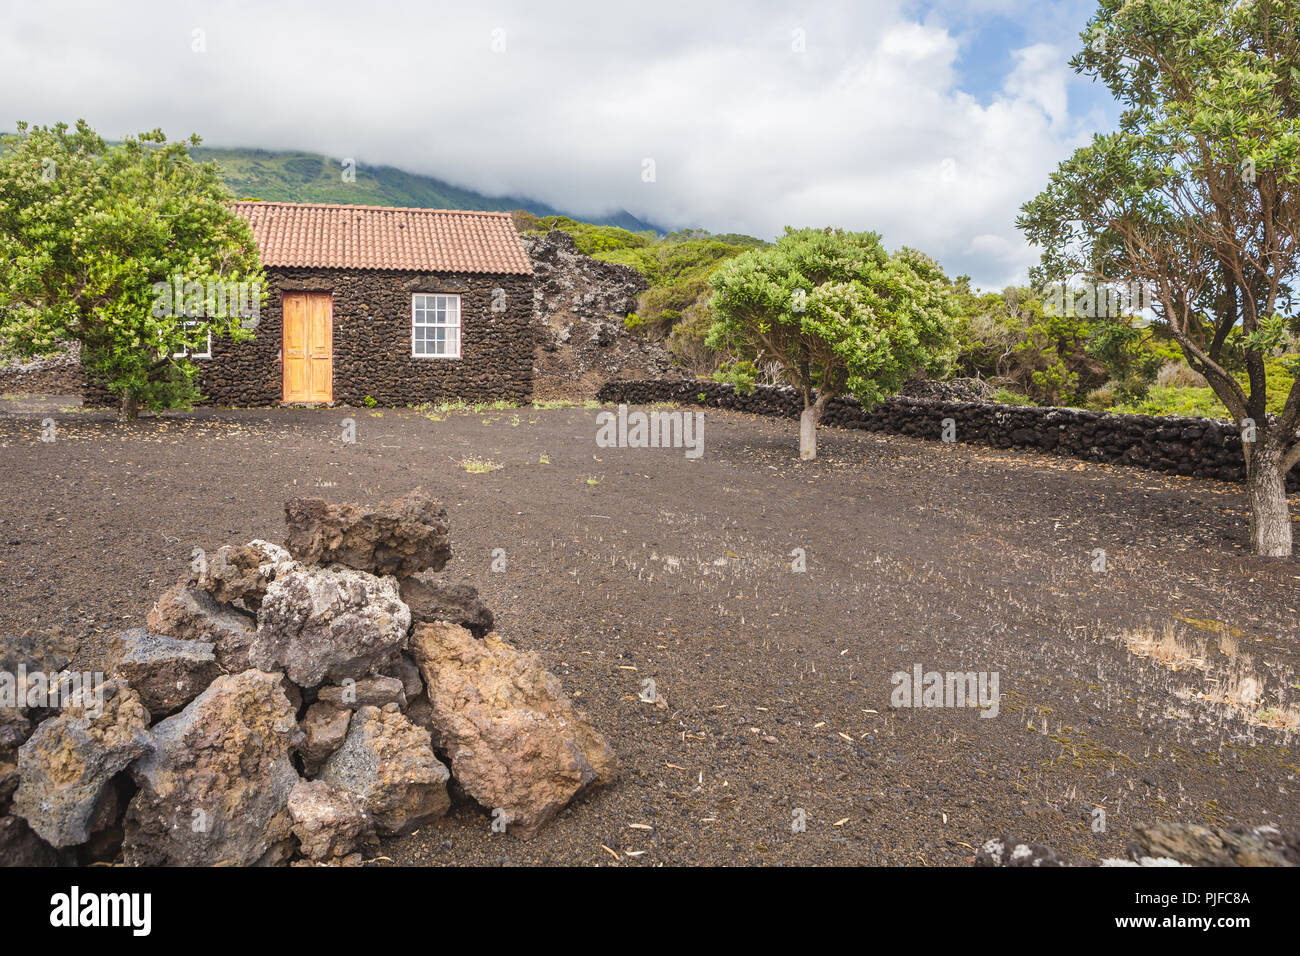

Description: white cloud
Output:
[0,0,1098,288]
[1002,43,1071,127]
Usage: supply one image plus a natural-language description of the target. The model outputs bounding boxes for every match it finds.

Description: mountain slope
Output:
[194,146,663,233]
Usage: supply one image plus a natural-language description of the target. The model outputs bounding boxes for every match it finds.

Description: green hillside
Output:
[193,146,662,232]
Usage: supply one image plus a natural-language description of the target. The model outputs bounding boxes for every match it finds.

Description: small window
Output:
[173,321,212,360]
[412,294,461,358]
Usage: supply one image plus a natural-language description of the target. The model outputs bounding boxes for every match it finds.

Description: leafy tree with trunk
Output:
[1019,0,1300,556]
[706,227,955,459]
[0,121,263,419]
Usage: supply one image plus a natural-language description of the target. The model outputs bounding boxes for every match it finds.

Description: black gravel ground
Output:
[1,398,1297,866]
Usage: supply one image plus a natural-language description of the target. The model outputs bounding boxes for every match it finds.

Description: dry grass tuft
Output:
[1114,623,1299,732]
[459,457,501,474]
[1119,623,1208,672]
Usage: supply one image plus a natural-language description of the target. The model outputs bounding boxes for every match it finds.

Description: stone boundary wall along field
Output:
[0,344,87,396]
[596,379,1299,493]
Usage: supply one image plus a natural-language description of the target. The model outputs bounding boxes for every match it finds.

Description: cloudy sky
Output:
[0,0,1115,288]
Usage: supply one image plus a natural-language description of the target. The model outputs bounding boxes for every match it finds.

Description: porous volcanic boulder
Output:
[0,625,79,676]
[283,488,452,577]
[409,622,617,839]
[114,629,220,715]
[146,584,257,673]
[251,565,412,688]
[0,708,31,756]
[399,573,495,638]
[122,670,302,866]
[0,759,17,807]
[384,654,423,700]
[192,540,296,610]
[0,814,57,867]
[1130,823,1299,867]
[317,676,407,711]
[13,679,151,847]
[299,702,351,776]
[287,779,377,862]
[318,704,449,835]
[0,625,78,756]
[974,836,1070,867]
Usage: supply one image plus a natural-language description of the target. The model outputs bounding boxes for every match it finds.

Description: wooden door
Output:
[282,292,333,403]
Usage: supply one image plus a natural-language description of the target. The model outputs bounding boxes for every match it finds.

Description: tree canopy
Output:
[707,227,955,410]
[1018,0,1300,555]
[0,120,264,417]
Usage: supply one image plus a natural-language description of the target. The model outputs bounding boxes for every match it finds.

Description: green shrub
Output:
[524,216,651,255]
[1110,385,1228,418]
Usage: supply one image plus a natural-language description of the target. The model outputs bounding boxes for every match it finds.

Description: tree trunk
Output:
[799,407,817,460]
[118,391,138,422]
[1245,437,1292,557]
[799,390,831,461]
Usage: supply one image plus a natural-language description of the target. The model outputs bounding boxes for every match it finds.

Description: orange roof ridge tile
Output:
[232,199,516,217]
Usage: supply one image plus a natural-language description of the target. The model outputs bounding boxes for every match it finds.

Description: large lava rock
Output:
[146,584,257,673]
[409,622,617,839]
[13,679,151,847]
[114,629,219,716]
[318,704,449,835]
[298,702,351,776]
[1130,823,1299,867]
[0,815,57,866]
[287,779,377,863]
[192,540,297,610]
[399,573,495,638]
[283,488,452,577]
[0,625,79,757]
[251,565,412,688]
[122,670,302,866]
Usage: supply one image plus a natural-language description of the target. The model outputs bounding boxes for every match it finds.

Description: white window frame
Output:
[173,320,212,360]
[411,293,461,359]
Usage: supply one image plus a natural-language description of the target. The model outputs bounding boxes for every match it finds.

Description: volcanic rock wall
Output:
[0,344,86,396]
[523,230,679,398]
[596,379,1299,492]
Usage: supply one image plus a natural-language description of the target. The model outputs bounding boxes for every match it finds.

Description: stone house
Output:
[178,201,536,406]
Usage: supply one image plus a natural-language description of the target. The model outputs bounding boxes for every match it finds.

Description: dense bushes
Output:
[522,213,1296,425]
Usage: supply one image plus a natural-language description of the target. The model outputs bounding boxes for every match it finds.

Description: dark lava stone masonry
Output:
[597,379,1298,492]
[81,267,535,408]
[205,268,534,407]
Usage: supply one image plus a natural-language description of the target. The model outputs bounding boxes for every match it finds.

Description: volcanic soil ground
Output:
[1,397,1298,866]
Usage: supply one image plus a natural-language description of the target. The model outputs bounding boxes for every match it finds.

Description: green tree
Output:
[706,227,955,459]
[1019,0,1300,556]
[0,121,263,419]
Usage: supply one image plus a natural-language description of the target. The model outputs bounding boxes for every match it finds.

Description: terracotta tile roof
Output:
[231,201,533,275]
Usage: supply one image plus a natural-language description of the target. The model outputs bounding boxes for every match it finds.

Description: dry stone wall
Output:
[0,344,86,396]
[596,379,1298,492]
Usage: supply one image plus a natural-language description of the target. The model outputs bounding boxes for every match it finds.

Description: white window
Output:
[173,321,212,359]
[412,294,461,358]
